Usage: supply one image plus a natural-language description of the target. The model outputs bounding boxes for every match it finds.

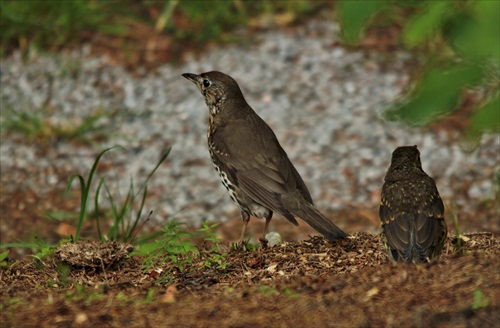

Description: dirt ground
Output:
[1,231,499,327]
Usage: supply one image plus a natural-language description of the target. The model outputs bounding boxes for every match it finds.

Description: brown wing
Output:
[210,114,313,216]
[379,176,447,262]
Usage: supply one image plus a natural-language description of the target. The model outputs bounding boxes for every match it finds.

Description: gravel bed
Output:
[1,21,498,231]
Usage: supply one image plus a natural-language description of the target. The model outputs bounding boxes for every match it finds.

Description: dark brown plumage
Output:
[380,145,447,263]
[182,71,346,243]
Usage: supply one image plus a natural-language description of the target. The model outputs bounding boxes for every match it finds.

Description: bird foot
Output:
[235,239,248,250]
[259,237,269,249]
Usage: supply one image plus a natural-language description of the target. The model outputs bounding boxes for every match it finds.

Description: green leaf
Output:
[385,64,484,125]
[337,0,387,45]
[468,93,500,139]
[451,1,500,60]
[472,289,490,310]
[94,177,106,240]
[45,211,78,221]
[0,250,9,262]
[403,1,450,47]
[0,250,9,268]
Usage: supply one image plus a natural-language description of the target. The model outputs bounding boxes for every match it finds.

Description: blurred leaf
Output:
[468,93,500,139]
[450,1,500,60]
[472,289,490,310]
[155,0,179,32]
[336,0,498,139]
[0,250,9,262]
[0,0,121,53]
[385,64,484,125]
[403,1,450,47]
[175,0,240,42]
[337,0,387,45]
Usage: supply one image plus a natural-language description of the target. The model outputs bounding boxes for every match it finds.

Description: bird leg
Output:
[259,213,273,248]
[238,211,251,246]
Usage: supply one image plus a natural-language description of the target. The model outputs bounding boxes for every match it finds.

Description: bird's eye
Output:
[202,79,211,88]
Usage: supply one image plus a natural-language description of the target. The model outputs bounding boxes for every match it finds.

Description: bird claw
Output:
[235,239,248,250]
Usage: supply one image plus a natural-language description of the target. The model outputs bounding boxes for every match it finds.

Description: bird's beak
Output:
[182,73,199,83]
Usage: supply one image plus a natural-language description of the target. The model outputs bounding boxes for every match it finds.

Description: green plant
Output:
[1,107,44,138]
[0,250,9,269]
[135,220,232,284]
[0,0,125,55]
[472,289,489,310]
[67,146,124,241]
[66,146,170,242]
[258,285,279,296]
[145,288,155,303]
[61,284,107,304]
[135,221,197,284]
[283,287,300,298]
[55,263,71,287]
[1,145,169,257]
[1,106,108,143]
[98,148,171,242]
[116,292,129,302]
[337,0,386,45]
[32,234,60,263]
[258,285,299,298]
[33,245,56,264]
[197,221,229,270]
[233,241,260,252]
[337,0,500,141]
[45,210,79,222]
[448,202,467,256]
[0,238,52,264]
[1,0,327,58]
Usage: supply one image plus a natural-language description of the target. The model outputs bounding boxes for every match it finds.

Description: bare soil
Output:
[1,232,499,327]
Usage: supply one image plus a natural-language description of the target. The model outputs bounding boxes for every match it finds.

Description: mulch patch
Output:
[1,232,498,327]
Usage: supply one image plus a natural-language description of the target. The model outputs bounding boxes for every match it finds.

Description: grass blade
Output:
[94,177,105,240]
[66,146,124,241]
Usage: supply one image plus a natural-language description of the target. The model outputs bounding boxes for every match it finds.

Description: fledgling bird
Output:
[379,145,447,263]
[182,71,346,244]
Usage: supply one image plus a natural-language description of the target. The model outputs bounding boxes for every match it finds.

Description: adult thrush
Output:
[182,71,347,243]
[379,145,447,263]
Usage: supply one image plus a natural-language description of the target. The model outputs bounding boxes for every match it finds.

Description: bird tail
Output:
[291,204,347,241]
[383,213,421,262]
[403,228,428,263]
[385,213,446,263]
